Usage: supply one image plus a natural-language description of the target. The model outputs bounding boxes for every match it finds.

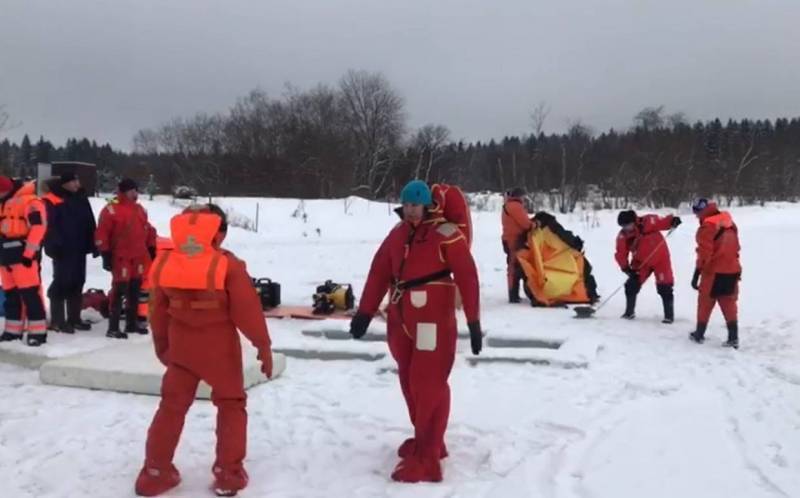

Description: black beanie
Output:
[509,187,526,198]
[617,210,636,226]
[59,172,78,185]
[118,178,138,193]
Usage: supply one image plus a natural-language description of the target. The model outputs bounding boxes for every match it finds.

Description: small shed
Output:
[37,162,98,196]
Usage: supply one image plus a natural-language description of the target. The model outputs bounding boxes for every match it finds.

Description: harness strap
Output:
[396,269,452,291]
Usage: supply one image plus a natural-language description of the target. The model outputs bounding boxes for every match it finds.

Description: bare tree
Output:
[667,111,689,129]
[284,83,349,196]
[558,120,593,213]
[634,105,666,131]
[223,89,284,159]
[339,69,405,197]
[411,124,450,181]
[132,128,160,155]
[530,101,550,136]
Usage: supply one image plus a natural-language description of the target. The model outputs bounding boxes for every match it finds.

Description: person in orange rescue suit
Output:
[689,198,742,349]
[135,204,274,498]
[0,176,49,346]
[349,180,482,484]
[501,187,532,303]
[95,178,156,338]
[615,209,682,323]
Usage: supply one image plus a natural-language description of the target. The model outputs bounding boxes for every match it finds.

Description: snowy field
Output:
[1,195,800,498]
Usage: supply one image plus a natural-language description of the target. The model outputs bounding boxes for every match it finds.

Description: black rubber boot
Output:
[622,277,639,319]
[107,283,128,339]
[67,292,91,331]
[0,332,23,342]
[657,284,674,324]
[124,279,142,333]
[508,283,521,304]
[26,334,47,347]
[689,323,708,344]
[49,297,72,333]
[723,321,739,349]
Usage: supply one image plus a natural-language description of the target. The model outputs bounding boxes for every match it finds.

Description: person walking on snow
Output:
[136,204,273,497]
[42,173,98,333]
[0,176,49,346]
[349,179,482,483]
[501,187,532,303]
[95,178,156,338]
[689,198,742,348]
[615,209,682,323]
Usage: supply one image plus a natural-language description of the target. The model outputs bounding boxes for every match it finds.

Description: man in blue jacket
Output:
[42,173,98,333]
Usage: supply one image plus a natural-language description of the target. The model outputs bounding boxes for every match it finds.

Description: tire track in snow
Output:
[707,354,795,497]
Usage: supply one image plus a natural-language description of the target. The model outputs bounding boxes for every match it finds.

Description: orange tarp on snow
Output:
[516,227,592,306]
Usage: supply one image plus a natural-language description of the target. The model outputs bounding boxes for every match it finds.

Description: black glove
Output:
[21,256,34,268]
[101,252,113,272]
[468,321,483,355]
[148,246,157,260]
[691,269,700,290]
[671,216,682,228]
[622,266,638,279]
[92,249,100,259]
[349,312,372,339]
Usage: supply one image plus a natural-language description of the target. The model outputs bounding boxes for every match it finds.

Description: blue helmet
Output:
[400,180,432,205]
[691,198,709,214]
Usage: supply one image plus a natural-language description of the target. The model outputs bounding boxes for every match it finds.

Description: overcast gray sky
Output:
[2,0,799,150]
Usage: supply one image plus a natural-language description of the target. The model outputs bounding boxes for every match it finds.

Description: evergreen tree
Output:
[19,134,32,177]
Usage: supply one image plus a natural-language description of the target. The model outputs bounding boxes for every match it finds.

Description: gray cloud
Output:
[1,0,799,150]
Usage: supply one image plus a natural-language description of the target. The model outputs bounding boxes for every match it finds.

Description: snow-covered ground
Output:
[1,195,799,498]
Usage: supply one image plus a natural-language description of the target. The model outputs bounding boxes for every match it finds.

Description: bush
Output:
[172,185,198,199]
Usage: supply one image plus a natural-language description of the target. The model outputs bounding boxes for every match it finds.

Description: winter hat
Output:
[400,180,432,206]
[691,198,709,214]
[118,178,139,193]
[509,187,526,198]
[0,176,12,194]
[59,172,78,185]
[617,210,636,227]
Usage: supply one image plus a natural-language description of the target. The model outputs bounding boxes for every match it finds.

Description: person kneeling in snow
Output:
[349,180,482,483]
[689,198,742,348]
[135,204,273,497]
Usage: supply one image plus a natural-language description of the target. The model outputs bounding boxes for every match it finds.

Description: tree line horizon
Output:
[2,70,799,211]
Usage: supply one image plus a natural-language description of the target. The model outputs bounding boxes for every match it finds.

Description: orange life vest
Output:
[42,192,64,207]
[703,211,734,231]
[1,182,41,239]
[150,212,228,291]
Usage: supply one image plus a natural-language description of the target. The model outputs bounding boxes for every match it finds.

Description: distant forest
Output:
[2,70,799,211]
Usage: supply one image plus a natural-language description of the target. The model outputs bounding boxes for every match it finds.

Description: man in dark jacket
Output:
[42,173,98,333]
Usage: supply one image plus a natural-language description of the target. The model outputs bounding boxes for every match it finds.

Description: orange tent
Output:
[516,226,593,306]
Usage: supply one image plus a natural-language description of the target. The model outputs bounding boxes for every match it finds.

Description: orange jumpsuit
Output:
[95,194,156,333]
[0,181,48,344]
[358,217,480,482]
[137,212,272,496]
[501,197,532,298]
[695,204,741,325]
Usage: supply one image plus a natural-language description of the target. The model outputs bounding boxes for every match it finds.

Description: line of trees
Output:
[3,72,800,210]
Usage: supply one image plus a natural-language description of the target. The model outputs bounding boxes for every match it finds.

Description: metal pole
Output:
[255,203,260,232]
